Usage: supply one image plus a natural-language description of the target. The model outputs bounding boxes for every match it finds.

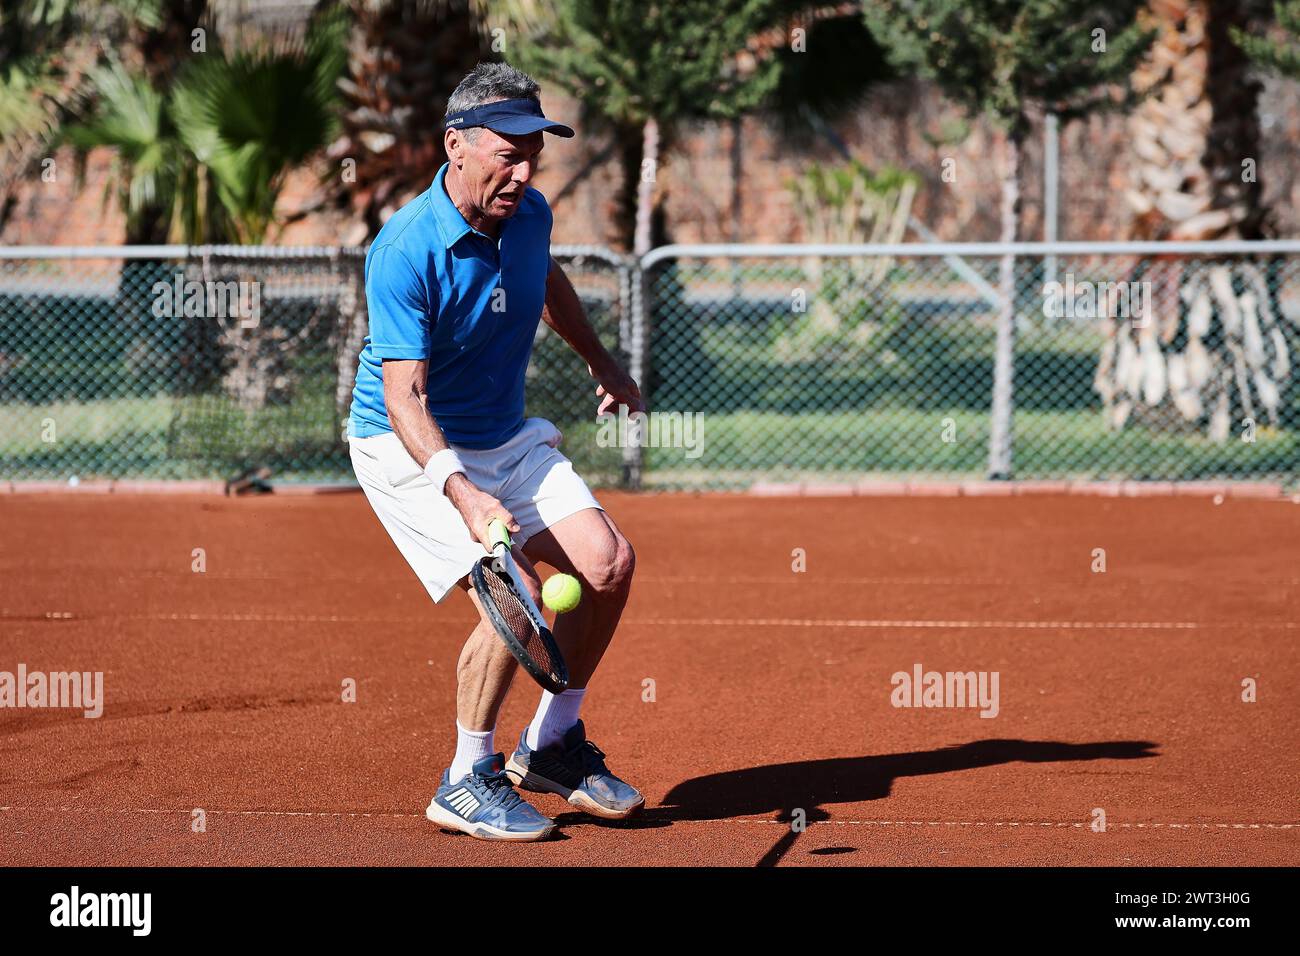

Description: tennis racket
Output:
[470,518,568,694]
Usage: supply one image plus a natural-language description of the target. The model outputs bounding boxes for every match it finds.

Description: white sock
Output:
[449,721,494,782]
[527,687,587,750]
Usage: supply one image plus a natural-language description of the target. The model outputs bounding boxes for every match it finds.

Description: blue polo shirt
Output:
[347,163,553,448]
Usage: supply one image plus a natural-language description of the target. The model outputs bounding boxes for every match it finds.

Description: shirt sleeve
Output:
[365,244,434,360]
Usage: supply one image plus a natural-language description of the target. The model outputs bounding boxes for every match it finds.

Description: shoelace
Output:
[475,769,523,809]
[574,740,609,776]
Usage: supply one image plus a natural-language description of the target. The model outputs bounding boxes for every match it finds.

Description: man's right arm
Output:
[382,359,519,547]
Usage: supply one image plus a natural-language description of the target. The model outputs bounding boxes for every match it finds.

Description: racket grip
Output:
[487,518,512,550]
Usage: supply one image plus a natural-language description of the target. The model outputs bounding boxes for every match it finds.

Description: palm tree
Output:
[64,9,347,426]
[0,0,121,231]
[65,58,226,244]
[1095,0,1290,442]
[327,0,493,239]
[1125,0,1267,241]
[171,8,347,243]
[2,0,215,243]
[65,7,346,244]
[866,0,1153,477]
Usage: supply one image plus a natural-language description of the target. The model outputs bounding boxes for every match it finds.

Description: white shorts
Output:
[349,417,602,604]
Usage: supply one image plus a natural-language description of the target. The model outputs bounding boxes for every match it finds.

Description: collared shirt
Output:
[347,162,553,448]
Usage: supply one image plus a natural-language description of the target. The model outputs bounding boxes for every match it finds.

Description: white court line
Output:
[15,573,1300,588]
[7,568,1300,589]
[4,610,1299,630]
[0,806,417,819]
[727,820,1300,830]
[638,618,1300,630]
[0,806,1296,830]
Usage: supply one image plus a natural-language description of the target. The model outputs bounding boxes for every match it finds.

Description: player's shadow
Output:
[647,738,1159,864]
[661,738,1158,821]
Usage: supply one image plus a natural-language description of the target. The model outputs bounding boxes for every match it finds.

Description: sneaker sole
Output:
[505,755,645,821]
[424,799,555,842]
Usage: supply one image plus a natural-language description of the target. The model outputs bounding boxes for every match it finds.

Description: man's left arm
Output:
[543,257,645,415]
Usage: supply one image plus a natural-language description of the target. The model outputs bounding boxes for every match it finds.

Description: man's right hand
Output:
[445,473,519,551]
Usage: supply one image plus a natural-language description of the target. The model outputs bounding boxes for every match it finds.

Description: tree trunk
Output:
[610,123,641,251]
[332,0,491,237]
[620,116,661,489]
[1125,0,1263,242]
[138,1,209,88]
[730,115,743,296]
[633,116,660,258]
[987,123,1022,479]
[1098,0,1283,443]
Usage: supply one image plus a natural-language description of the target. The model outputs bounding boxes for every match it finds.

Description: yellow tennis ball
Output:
[542,573,582,613]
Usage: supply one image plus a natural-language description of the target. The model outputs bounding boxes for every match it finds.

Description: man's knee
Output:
[582,529,635,596]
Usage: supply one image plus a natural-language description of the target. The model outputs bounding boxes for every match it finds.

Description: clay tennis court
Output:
[1,489,1297,867]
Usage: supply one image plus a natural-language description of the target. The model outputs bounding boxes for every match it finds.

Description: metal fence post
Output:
[987,252,1016,480]
[622,256,646,490]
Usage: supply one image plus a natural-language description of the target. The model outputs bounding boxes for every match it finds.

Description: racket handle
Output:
[487,518,512,551]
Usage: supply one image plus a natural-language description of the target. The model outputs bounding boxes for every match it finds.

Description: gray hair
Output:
[446,62,541,141]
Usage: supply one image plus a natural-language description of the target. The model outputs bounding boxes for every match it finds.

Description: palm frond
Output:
[172,14,345,241]
[61,58,183,235]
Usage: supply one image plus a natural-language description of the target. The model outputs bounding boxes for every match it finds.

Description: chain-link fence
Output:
[0,246,366,482]
[640,241,1300,488]
[2,241,1298,489]
[0,245,630,485]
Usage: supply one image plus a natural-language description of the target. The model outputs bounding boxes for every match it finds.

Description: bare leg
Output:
[433,551,557,841]
[522,509,635,688]
[454,547,544,730]
[510,510,643,818]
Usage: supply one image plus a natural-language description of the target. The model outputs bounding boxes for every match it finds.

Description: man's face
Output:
[446,122,544,223]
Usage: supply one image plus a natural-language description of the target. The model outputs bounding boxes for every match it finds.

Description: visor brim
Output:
[481,116,575,138]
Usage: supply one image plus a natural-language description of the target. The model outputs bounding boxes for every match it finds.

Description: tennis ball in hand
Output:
[542,573,582,613]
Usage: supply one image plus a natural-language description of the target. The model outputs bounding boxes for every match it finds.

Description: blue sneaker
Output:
[505,720,644,820]
[425,753,555,841]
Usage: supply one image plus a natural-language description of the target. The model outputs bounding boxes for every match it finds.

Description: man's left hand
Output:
[591,362,645,416]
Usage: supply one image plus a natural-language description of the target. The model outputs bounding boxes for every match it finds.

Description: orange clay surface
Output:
[1,492,1297,866]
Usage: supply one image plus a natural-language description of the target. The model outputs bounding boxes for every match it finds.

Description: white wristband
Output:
[423,448,465,494]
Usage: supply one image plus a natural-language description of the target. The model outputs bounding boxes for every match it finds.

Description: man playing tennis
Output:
[348,63,643,841]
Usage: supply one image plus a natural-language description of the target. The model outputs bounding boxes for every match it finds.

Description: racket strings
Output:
[483,570,562,680]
